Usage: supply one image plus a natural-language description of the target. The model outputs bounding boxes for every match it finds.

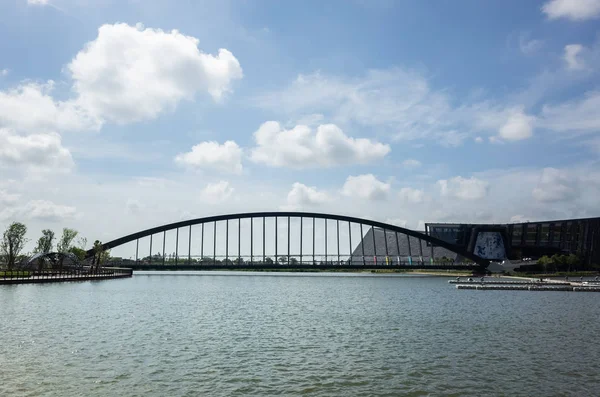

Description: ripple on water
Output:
[1,273,600,396]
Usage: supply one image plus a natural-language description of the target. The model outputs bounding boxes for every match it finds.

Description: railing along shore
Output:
[0,267,133,284]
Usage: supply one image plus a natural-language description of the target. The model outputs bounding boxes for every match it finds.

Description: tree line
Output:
[0,221,108,270]
[537,254,582,272]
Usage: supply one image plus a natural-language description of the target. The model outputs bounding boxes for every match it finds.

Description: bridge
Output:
[88,212,490,270]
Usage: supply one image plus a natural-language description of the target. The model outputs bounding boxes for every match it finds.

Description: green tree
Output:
[56,228,78,253]
[56,228,78,271]
[566,254,580,272]
[69,247,86,261]
[99,249,111,267]
[34,229,55,254]
[77,237,88,250]
[537,255,552,273]
[92,240,104,270]
[1,222,28,270]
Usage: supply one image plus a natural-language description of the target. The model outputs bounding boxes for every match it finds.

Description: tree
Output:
[55,228,78,271]
[566,254,580,272]
[69,247,87,261]
[99,249,111,267]
[1,222,28,270]
[92,240,103,270]
[537,256,552,273]
[56,228,78,253]
[34,229,55,254]
[77,237,88,250]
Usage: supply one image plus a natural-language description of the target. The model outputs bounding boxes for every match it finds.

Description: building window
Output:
[512,225,523,244]
[525,224,537,245]
[540,223,550,244]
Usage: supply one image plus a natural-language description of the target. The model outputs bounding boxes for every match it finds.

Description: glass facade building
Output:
[426,217,600,267]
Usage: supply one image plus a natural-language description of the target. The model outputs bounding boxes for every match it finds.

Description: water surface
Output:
[1,272,599,396]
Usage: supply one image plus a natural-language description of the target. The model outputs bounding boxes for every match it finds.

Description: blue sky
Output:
[1,0,600,253]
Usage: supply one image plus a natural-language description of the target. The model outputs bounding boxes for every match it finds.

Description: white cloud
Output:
[67,23,243,124]
[402,159,421,168]
[27,0,49,4]
[0,81,100,133]
[474,136,484,143]
[510,215,530,223]
[175,140,242,174]
[473,106,535,142]
[255,69,538,146]
[25,200,77,221]
[539,91,600,135]
[542,0,600,20]
[398,187,425,204]
[438,176,489,200]
[0,128,73,171]
[282,183,331,210]
[125,199,143,215]
[255,69,454,143]
[0,190,20,206]
[564,44,586,70]
[497,109,534,141]
[385,218,408,228]
[519,35,544,55]
[0,69,9,77]
[200,181,234,203]
[1,200,77,222]
[532,168,577,202]
[250,121,390,168]
[341,174,390,200]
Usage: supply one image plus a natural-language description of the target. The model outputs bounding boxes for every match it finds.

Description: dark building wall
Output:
[426,217,600,267]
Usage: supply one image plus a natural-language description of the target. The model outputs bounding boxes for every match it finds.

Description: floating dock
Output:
[456,284,572,291]
[454,280,600,292]
[448,280,572,286]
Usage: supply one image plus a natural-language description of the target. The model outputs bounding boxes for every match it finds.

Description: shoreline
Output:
[133,268,479,277]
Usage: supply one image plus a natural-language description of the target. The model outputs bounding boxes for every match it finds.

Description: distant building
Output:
[347,216,599,268]
[350,227,463,265]
[425,217,600,267]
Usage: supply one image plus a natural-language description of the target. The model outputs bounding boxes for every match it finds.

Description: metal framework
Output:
[22,252,84,271]
[87,211,489,267]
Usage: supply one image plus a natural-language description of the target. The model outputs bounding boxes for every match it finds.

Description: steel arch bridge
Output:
[88,212,490,270]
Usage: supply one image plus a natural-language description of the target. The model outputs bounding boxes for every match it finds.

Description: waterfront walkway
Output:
[0,268,133,285]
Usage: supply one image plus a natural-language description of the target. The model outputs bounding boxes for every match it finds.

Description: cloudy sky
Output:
[1,0,600,253]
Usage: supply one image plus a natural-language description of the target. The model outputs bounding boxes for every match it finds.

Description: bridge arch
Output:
[88,212,489,268]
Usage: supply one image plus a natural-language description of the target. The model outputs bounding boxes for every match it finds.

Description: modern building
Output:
[350,227,468,265]
[425,216,600,267]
